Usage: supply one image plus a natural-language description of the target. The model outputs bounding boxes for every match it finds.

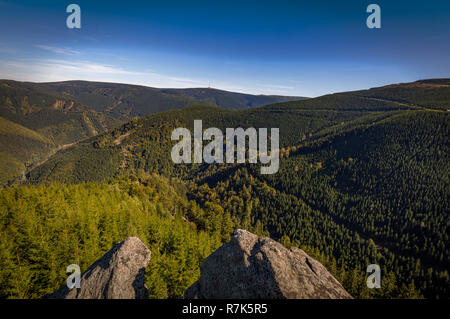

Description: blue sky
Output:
[0,0,449,97]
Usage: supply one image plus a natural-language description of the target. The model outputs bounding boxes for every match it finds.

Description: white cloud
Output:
[37,59,147,75]
[260,84,294,90]
[0,58,299,95]
[0,58,207,88]
[35,45,80,55]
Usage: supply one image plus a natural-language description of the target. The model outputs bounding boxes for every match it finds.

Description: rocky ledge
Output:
[184,229,352,299]
[45,237,151,299]
[46,230,351,299]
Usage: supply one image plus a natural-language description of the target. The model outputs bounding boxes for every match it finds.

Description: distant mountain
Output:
[160,87,304,110]
[0,79,304,185]
[34,80,307,120]
[265,78,450,111]
[0,80,121,184]
[0,80,120,144]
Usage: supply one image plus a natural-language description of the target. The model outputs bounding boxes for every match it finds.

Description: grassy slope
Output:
[0,117,54,184]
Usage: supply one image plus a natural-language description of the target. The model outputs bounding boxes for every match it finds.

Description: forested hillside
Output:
[22,79,450,298]
[265,79,450,111]
[0,81,119,144]
[0,80,122,185]
[0,79,303,185]
[0,173,232,299]
[0,117,53,184]
[35,80,306,120]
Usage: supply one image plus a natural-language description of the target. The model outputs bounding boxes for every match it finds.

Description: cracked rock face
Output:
[46,237,151,299]
[185,229,352,299]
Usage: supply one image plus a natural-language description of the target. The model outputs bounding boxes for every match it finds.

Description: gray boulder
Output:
[46,237,151,299]
[185,229,352,299]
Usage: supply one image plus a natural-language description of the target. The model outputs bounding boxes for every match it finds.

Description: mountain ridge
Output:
[0,79,305,185]
[28,79,308,119]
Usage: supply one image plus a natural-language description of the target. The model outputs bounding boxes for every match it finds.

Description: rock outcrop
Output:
[185,229,352,299]
[46,237,151,299]
[46,231,351,299]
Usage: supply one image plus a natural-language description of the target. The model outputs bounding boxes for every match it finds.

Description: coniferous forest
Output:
[0,79,449,299]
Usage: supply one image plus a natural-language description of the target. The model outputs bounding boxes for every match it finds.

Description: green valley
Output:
[1,79,449,299]
[0,80,303,185]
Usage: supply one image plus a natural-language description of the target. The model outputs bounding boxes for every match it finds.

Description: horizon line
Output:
[0,77,448,99]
